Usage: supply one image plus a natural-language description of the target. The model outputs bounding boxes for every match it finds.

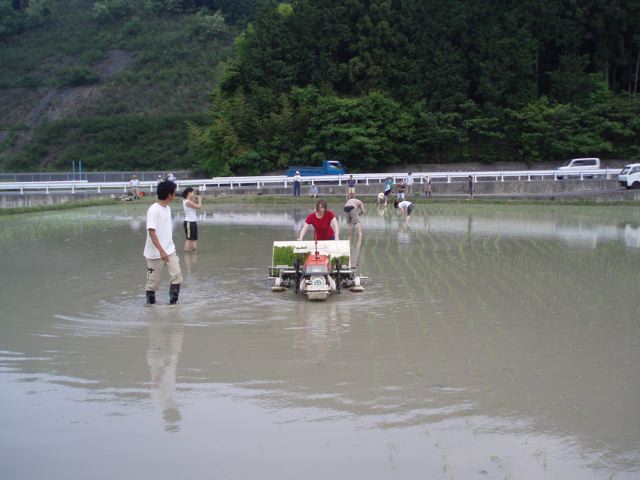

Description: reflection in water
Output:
[147,311,184,433]
[397,223,410,251]
[129,217,142,232]
[350,236,363,270]
[290,300,349,362]
[183,252,198,277]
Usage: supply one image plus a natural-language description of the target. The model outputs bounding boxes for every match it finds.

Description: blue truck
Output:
[286,160,345,177]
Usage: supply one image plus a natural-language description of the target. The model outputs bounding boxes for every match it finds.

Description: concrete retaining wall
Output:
[0,192,110,209]
[205,178,639,200]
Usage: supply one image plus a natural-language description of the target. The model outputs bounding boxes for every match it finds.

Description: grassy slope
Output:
[0,0,235,172]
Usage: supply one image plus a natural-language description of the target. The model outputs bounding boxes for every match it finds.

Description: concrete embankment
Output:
[207,178,640,201]
[0,192,110,209]
[2,178,640,208]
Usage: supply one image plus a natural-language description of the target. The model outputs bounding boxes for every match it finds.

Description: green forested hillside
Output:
[191,0,640,175]
[2,0,640,175]
[0,0,265,172]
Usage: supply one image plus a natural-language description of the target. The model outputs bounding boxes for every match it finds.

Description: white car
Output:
[555,157,601,179]
[618,163,640,189]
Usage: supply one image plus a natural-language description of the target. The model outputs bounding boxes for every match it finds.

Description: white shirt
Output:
[183,199,198,222]
[144,202,176,259]
[293,173,302,183]
[398,200,412,210]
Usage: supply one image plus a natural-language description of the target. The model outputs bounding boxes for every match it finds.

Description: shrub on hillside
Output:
[0,0,52,38]
[60,67,99,87]
[187,9,226,40]
[92,0,133,24]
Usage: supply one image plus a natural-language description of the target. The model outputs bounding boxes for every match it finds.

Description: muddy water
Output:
[1,202,639,480]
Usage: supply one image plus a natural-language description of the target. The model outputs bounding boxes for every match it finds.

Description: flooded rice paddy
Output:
[1,201,639,479]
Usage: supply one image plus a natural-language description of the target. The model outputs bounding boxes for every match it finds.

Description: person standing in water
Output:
[144,180,182,305]
[383,177,393,206]
[297,199,340,241]
[181,187,202,253]
[343,197,365,243]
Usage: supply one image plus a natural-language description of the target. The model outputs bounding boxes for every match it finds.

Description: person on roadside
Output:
[468,175,474,200]
[309,183,318,198]
[425,177,432,197]
[347,175,356,199]
[344,197,365,243]
[128,175,140,198]
[406,172,413,194]
[394,199,414,224]
[167,172,176,182]
[293,171,302,197]
[181,187,202,253]
[144,180,182,305]
[297,199,340,241]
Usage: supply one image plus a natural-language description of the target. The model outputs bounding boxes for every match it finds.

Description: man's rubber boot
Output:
[169,284,180,305]
[146,290,156,305]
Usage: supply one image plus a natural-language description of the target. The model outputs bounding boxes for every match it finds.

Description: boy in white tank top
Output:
[181,187,202,252]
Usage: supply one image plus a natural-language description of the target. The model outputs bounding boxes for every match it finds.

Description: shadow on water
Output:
[1,202,640,479]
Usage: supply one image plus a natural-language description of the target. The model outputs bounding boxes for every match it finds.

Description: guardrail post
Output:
[72,184,75,194]
[527,173,531,182]
[20,186,24,194]
[447,175,451,183]
[257,181,261,189]
[97,184,101,193]
[580,172,584,180]
[46,185,49,194]
[366,177,369,185]
[230,181,234,190]
[500,173,504,182]
[338,175,342,186]
[201,183,206,192]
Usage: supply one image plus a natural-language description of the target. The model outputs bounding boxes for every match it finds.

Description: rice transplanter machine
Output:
[268,240,365,301]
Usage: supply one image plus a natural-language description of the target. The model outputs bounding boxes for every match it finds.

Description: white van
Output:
[618,163,640,189]
[555,158,601,179]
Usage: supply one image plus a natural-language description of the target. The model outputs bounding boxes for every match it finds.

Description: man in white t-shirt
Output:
[144,180,183,305]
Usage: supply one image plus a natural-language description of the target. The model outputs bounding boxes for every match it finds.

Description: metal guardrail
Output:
[0,169,623,194]
[0,170,192,183]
